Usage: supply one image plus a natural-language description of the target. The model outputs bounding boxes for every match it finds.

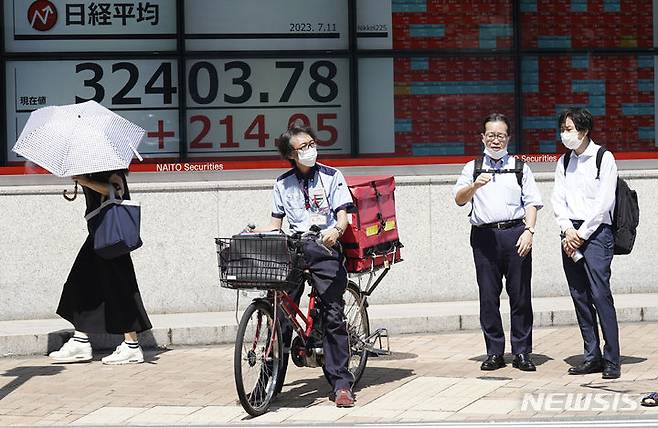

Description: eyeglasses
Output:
[296,140,316,151]
[484,132,509,141]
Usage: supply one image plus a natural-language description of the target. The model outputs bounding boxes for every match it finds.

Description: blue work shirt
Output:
[272,163,355,233]
[453,154,544,226]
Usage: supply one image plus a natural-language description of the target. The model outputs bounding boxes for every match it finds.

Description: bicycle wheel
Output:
[345,281,370,385]
[234,300,282,417]
[323,281,370,387]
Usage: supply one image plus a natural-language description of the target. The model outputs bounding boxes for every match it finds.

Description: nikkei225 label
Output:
[6,59,179,161]
[185,58,350,157]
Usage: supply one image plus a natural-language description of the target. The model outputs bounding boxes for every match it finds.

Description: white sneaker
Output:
[49,337,92,363]
[101,342,144,365]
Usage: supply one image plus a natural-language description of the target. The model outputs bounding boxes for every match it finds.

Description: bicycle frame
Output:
[251,264,394,357]
[272,283,317,344]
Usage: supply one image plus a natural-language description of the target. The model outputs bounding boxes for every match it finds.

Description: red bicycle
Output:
[216,229,393,416]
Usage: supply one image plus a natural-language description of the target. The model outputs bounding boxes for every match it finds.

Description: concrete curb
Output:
[1,167,655,195]
[1,293,656,357]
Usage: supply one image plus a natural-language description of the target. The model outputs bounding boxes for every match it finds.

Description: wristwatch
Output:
[524,226,535,235]
[334,225,344,236]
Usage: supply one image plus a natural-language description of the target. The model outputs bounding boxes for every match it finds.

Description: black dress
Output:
[56,172,152,334]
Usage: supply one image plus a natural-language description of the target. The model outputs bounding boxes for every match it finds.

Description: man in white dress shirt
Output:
[551,107,620,379]
[454,113,543,372]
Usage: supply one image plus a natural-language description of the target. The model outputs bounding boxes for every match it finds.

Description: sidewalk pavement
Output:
[2,293,658,357]
[1,322,658,426]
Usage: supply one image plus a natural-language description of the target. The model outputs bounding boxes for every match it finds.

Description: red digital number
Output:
[287,113,337,147]
[288,113,310,128]
[316,113,337,146]
[219,115,238,148]
[189,112,338,152]
[244,114,269,147]
[190,115,212,149]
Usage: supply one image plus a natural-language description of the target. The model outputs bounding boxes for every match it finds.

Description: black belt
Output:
[475,219,524,230]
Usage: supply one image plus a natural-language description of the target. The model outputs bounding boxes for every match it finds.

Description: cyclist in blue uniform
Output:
[251,125,356,408]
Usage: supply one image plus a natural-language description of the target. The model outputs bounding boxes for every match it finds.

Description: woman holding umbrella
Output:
[12,101,152,364]
[49,169,152,364]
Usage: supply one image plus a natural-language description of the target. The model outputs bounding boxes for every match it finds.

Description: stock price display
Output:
[185,58,349,157]
[6,59,180,162]
[6,58,349,162]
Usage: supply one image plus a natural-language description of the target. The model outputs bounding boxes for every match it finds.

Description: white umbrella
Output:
[12,100,145,178]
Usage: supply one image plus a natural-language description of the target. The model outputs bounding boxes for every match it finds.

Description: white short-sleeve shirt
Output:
[453,154,544,226]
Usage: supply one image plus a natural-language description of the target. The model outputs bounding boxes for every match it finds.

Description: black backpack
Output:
[473,156,524,187]
[563,147,639,255]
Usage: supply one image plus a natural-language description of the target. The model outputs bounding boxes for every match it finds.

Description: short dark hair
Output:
[558,107,593,133]
[482,113,511,134]
[276,125,317,166]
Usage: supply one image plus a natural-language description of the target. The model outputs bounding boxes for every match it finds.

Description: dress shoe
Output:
[602,363,621,379]
[512,353,536,371]
[480,354,506,371]
[568,360,604,375]
[333,389,355,408]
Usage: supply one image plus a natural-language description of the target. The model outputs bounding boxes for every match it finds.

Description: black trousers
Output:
[283,240,353,392]
[562,222,619,366]
[471,224,533,356]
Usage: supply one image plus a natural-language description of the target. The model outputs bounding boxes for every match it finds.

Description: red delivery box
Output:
[340,176,403,273]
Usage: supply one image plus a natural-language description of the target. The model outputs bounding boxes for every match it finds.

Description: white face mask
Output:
[297,146,317,167]
[483,146,508,160]
[561,131,583,150]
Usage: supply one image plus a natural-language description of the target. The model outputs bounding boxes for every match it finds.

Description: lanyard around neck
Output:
[298,173,330,212]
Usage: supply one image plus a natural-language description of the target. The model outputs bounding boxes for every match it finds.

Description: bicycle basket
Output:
[215,234,300,290]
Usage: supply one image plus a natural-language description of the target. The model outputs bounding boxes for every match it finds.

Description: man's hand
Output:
[562,238,576,257]
[516,230,533,257]
[252,217,283,234]
[473,173,492,189]
[563,227,584,251]
[322,228,340,247]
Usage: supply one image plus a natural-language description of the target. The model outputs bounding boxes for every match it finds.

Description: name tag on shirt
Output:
[309,188,329,226]
[309,212,328,226]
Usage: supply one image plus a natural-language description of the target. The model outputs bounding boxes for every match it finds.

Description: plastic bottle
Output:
[562,238,584,262]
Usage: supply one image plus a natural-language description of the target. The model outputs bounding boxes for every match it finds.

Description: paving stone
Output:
[71,407,147,425]
[0,323,656,425]
[177,406,246,424]
[457,398,520,415]
[124,406,201,425]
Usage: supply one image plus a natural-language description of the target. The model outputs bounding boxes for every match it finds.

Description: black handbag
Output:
[86,185,142,259]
